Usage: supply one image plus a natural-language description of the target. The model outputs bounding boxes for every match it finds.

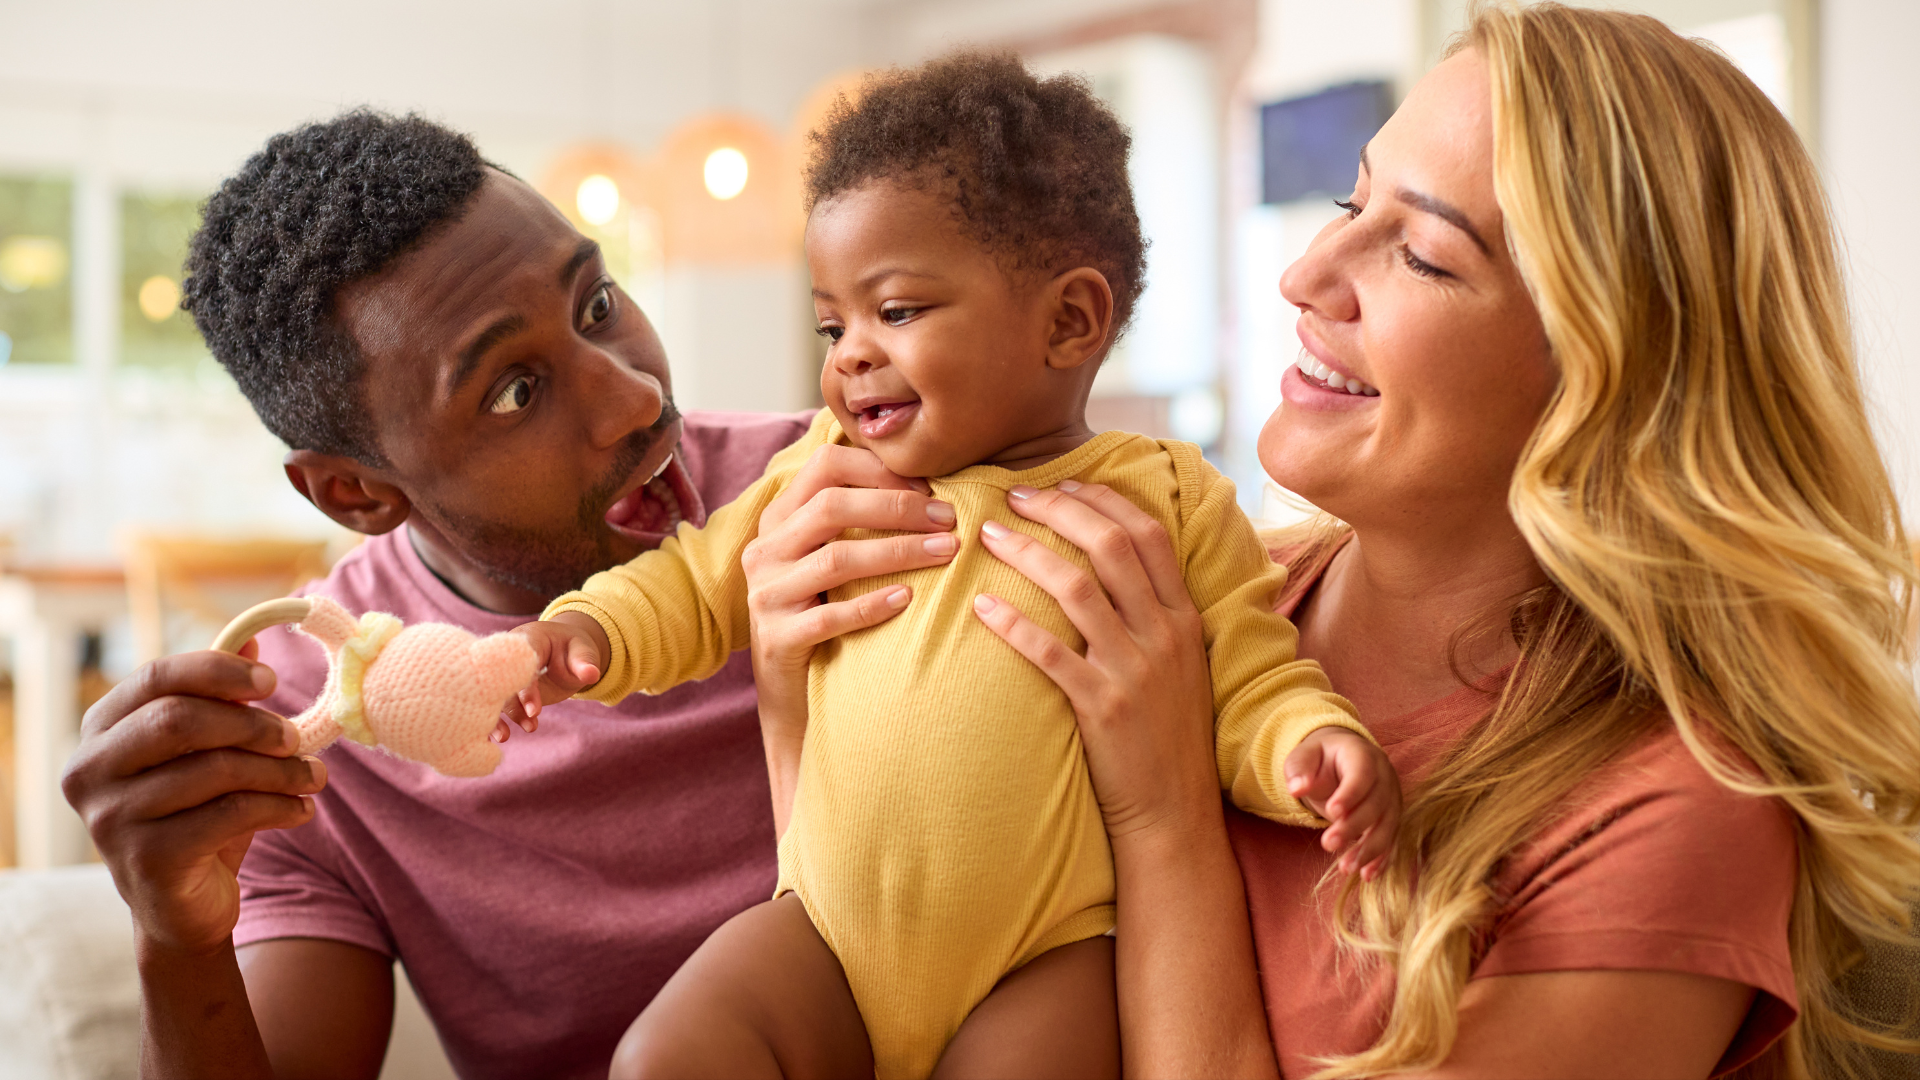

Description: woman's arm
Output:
[739,444,959,835]
[974,481,1279,1078]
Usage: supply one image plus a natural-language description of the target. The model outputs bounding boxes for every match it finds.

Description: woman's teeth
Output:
[1297,353,1380,397]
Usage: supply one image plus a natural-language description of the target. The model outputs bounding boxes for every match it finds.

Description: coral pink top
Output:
[1230,541,1799,1077]
[236,411,812,1080]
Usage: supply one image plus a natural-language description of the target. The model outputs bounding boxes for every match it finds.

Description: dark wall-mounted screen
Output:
[1260,80,1394,204]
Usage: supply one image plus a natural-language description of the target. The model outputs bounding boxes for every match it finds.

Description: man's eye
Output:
[490,375,534,415]
[581,284,615,329]
[881,307,919,326]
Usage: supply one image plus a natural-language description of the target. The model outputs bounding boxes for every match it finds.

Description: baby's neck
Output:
[974,420,1098,474]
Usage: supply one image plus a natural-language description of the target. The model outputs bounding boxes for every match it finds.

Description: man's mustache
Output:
[578,395,682,526]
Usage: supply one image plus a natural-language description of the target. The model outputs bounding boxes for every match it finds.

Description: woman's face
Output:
[1262,50,1556,534]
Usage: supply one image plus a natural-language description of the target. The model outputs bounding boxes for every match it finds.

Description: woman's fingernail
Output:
[981,520,1011,540]
[886,586,911,609]
[1008,485,1038,500]
[926,501,956,526]
[909,478,933,495]
[924,533,957,556]
[303,755,327,786]
[1058,479,1082,493]
[973,594,997,614]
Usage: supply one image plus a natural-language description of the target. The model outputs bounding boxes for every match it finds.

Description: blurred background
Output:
[0,0,1914,868]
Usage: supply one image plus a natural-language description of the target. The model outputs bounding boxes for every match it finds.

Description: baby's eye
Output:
[881,306,920,326]
[490,375,534,415]
[580,284,615,330]
[815,325,844,343]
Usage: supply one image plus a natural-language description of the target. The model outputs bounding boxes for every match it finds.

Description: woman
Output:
[746,4,1919,1076]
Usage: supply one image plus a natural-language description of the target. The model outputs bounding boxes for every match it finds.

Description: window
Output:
[0,175,75,367]
[121,191,209,370]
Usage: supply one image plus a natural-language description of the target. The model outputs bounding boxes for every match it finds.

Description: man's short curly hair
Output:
[805,52,1147,336]
[182,110,490,465]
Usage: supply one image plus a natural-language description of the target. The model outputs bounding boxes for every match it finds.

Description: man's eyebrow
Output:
[1394,186,1492,255]
[449,313,528,396]
[560,238,600,286]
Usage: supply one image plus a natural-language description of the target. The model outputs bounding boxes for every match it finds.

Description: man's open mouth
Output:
[604,451,701,541]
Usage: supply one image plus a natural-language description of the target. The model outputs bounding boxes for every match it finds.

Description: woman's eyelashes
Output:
[1399,246,1450,280]
[1335,197,1363,219]
[489,373,535,415]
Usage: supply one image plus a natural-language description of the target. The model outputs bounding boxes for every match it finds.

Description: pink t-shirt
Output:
[1231,541,1799,1078]
[236,410,812,1080]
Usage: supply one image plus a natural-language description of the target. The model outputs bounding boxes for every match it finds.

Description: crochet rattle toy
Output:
[211,596,540,777]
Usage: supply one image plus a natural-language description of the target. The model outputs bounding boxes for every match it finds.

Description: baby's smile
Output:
[847,393,923,441]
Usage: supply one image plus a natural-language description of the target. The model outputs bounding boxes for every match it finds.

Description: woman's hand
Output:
[974,479,1281,1079]
[741,444,959,833]
[971,480,1219,838]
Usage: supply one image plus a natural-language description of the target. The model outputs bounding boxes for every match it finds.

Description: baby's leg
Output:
[932,936,1119,1080]
[610,893,872,1080]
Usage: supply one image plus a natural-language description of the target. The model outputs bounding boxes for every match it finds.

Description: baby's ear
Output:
[468,632,540,693]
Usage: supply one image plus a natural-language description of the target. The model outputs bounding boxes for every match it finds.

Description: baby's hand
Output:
[1284,726,1401,880]
[497,613,609,739]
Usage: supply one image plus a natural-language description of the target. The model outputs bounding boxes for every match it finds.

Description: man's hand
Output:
[1284,726,1401,880]
[503,611,610,733]
[61,645,326,955]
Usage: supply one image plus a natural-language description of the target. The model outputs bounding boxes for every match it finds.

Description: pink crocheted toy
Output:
[211,595,539,777]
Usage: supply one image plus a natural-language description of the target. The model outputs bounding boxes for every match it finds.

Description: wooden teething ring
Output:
[210,597,315,654]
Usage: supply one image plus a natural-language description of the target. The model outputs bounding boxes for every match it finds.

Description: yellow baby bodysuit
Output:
[546,410,1366,1079]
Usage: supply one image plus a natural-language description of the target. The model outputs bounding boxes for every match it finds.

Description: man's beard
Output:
[425,398,681,598]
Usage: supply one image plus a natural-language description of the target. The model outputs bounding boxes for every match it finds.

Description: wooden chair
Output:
[122,534,331,665]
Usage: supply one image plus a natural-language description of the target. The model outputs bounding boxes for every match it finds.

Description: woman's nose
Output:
[582,347,665,450]
[1279,218,1362,323]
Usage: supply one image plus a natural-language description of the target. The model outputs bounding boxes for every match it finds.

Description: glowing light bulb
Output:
[138,275,181,322]
[703,147,748,200]
[576,174,621,225]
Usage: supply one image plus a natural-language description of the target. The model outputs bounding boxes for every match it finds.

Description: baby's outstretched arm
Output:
[500,612,610,733]
[1284,727,1401,880]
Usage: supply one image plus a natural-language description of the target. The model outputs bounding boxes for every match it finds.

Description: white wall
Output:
[1823,0,1920,529]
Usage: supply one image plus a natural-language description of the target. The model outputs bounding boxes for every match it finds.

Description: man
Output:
[60,111,952,1079]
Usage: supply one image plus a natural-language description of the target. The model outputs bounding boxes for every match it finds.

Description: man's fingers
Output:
[971,593,1103,704]
[114,749,327,823]
[148,789,318,858]
[85,651,278,739]
[96,697,300,779]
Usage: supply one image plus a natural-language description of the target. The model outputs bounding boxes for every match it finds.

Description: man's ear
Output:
[284,450,412,536]
[1044,267,1115,372]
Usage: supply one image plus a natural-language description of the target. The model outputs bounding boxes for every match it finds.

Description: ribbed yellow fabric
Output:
[545,410,1367,1079]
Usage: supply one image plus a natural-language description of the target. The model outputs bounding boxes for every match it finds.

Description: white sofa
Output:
[0,865,455,1080]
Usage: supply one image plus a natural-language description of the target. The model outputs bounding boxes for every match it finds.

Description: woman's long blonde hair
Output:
[1312,5,1920,1076]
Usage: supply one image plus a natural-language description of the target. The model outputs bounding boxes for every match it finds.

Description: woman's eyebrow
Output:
[1394,187,1492,255]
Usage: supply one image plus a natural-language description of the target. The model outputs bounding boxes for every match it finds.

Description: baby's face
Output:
[807,181,1085,478]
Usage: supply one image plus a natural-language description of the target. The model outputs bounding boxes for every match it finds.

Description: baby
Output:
[515,54,1397,1080]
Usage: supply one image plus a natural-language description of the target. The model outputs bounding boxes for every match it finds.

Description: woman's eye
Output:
[489,375,535,415]
[815,325,843,343]
[881,306,919,326]
[1400,247,1449,280]
[1334,198,1362,219]
[581,284,615,330]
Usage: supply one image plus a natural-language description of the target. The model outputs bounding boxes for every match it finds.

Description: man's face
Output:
[335,170,703,598]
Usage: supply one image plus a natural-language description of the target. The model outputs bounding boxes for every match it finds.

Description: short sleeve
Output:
[235,826,394,958]
[1473,731,1799,1075]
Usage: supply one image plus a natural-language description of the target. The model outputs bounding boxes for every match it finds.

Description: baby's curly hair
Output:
[806,52,1147,337]
[182,110,490,466]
